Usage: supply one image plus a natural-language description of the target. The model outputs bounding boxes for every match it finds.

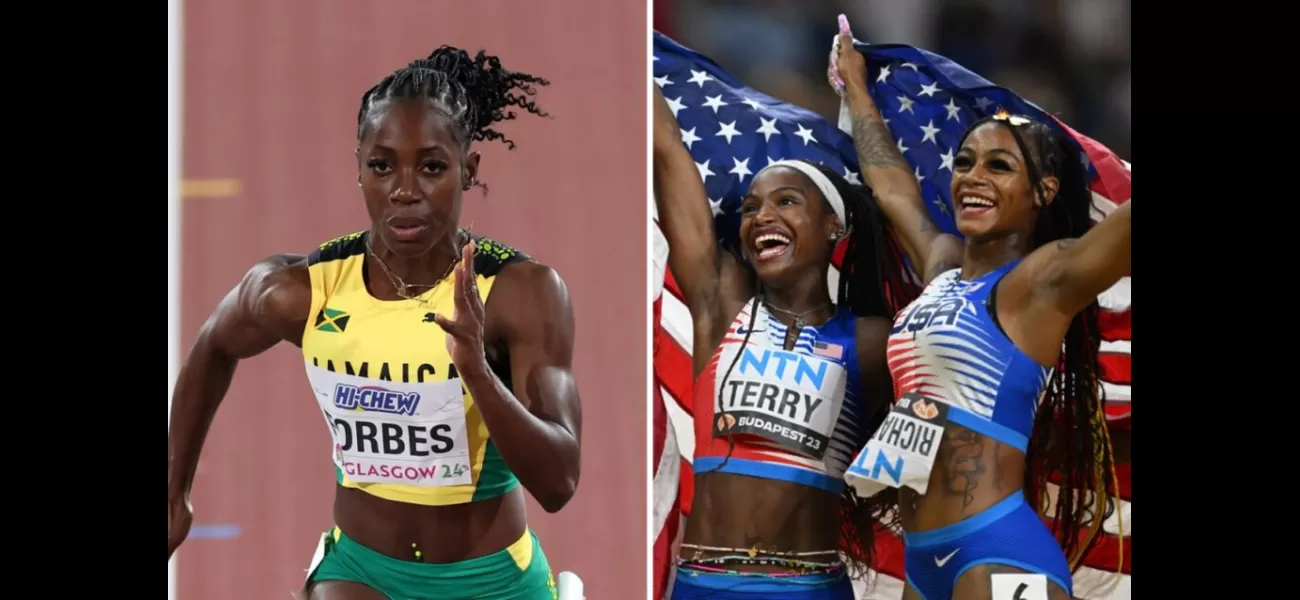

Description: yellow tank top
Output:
[301,231,528,506]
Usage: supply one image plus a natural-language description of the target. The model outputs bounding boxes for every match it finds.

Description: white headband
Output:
[756,160,847,228]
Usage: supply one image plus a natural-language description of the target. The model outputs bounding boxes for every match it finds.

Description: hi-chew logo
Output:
[334,384,421,416]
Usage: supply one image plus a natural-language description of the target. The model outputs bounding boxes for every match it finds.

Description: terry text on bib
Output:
[711,343,847,459]
[306,362,473,487]
[845,392,948,498]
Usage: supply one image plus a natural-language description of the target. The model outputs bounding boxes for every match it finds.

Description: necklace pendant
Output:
[793,318,805,330]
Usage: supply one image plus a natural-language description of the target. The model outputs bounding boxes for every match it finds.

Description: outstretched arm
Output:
[1028,200,1131,317]
[450,253,582,513]
[834,27,963,284]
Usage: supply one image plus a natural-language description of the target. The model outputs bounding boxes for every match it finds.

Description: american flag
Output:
[812,341,844,360]
[650,31,1132,600]
[650,221,681,600]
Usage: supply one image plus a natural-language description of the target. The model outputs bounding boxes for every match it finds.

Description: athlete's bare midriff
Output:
[681,472,840,573]
[899,424,1026,533]
[335,484,528,563]
[680,288,853,572]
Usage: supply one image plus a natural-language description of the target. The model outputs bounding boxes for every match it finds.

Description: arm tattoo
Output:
[939,427,995,508]
[851,114,908,169]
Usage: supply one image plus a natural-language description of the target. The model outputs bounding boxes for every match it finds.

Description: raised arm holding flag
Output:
[830,15,1131,600]
[651,33,919,597]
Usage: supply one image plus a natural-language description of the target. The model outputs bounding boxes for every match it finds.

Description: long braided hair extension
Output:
[356,45,550,182]
[963,114,1121,570]
[700,160,919,577]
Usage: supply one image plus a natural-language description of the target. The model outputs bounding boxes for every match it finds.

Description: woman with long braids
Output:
[653,83,914,600]
[167,46,582,600]
[831,24,1130,600]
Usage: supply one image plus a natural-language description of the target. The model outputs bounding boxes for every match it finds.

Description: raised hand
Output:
[830,14,868,95]
[431,241,490,377]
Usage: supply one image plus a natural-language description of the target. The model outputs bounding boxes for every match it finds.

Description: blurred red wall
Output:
[653,0,677,35]
[180,1,647,598]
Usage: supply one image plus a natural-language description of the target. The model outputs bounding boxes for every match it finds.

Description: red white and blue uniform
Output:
[847,261,1074,600]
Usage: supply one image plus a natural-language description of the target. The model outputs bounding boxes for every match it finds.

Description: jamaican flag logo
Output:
[315,307,350,333]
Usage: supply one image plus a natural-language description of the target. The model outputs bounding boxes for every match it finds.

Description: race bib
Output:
[306,362,473,487]
[711,343,847,460]
[845,392,948,498]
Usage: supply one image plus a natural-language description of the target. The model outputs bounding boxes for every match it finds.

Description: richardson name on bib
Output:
[845,392,948,497]
[308,362,473,487]
[713,345,847,459]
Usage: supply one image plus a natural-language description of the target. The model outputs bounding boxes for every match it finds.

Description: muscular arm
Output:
[653,86,745,322]
[1028,200,1132,318]
[167,255,311,503]
[844,84,963,284]
[472,262,582,513]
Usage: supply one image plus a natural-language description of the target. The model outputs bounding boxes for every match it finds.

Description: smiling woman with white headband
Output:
[653,86,916,600]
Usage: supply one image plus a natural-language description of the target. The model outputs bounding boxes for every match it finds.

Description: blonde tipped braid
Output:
[1067,385,1123,573]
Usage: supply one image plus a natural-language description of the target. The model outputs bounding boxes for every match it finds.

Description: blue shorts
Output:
[670,565,853,599]
[903,492,1073,600]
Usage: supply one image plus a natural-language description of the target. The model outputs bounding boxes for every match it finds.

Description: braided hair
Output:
[703,160,918,577]
[959,113,1121,570]
[357,46,550,154]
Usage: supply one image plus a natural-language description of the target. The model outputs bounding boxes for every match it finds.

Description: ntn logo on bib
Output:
[307,361,474,488]
[712,343,847,459]
[845,392,948,498]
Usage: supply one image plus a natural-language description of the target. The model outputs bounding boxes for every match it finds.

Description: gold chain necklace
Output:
[762,300,834,330]
[365,227,472,305]
[762,296,835,350]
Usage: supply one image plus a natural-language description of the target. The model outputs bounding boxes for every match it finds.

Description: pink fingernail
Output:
[838,14,850,34]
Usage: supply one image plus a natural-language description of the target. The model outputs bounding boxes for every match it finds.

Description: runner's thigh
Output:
[307,580,388,600]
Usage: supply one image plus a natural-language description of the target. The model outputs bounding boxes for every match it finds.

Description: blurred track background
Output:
[168,1,647,598]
